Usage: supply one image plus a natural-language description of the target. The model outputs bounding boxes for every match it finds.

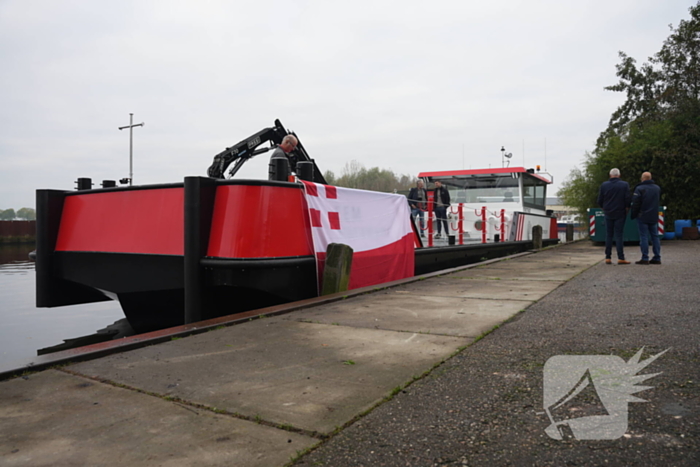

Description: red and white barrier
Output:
[475,206,487,244]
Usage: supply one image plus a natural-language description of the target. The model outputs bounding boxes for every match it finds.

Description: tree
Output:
[323,170,337,185]
[329,160,414,193]
[562,3,700,224]
[557,154,606,218]
[0,209,16,220]
[16,208,36,220]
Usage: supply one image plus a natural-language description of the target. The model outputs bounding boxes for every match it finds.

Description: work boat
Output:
[418,167,557,244]
[35,121,558,335]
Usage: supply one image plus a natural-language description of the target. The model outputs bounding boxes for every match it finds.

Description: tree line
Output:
[0,208,36,220]
[558,2,700,225]
[324,161,416,193]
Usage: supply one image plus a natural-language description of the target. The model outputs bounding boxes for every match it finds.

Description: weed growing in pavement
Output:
[342,360,356,365]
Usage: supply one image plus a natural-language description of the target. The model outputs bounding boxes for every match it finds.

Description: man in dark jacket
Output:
[268,135,298,181]
[433,181,451,239]
[597,168,632,264]
[408,180,428,237]
[631,172,661,265]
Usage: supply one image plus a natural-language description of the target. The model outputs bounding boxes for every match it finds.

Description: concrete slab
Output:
[68,318,465,435]
[485,256,600,267]
[0,370,316,467]
[447,266,582,281]
[390,277,561,301]
[289,291,531,337]
[490,249,602,269]
[492,254,602,264]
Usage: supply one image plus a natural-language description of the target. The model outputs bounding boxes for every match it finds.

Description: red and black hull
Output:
[37,179,318,333]
[37,178,558,334]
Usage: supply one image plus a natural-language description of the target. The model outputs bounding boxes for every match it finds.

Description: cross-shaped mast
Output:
[118,113,145,186]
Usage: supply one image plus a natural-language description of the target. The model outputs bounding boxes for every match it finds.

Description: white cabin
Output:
[418,167,555,242]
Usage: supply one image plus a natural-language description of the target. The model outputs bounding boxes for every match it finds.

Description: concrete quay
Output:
[1,241,696,466]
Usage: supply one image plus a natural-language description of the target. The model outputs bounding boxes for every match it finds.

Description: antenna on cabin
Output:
[501,146,512,167]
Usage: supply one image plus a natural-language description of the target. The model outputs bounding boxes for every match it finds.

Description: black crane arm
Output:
[206,119,326,184]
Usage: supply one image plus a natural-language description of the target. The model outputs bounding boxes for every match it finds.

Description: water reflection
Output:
[0,243,126,372]
[0,243,35,268]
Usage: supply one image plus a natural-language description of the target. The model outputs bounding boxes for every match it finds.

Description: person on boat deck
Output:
[631,171,662,265]
[268,135,298,181]
[433,181,451,239]
[408,180,428,237]
[597,168,632,265]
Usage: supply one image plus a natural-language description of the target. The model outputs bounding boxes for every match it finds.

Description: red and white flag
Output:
[301,181,415,291]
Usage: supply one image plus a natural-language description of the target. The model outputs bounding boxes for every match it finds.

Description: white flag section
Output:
[301,181,415,291]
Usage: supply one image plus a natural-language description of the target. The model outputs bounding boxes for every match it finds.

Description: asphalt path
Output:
[294,240,700,467]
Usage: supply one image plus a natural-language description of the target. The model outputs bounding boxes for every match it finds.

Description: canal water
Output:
[0,243,125,373]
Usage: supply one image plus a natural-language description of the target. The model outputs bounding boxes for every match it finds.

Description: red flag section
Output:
[301,181,414,291]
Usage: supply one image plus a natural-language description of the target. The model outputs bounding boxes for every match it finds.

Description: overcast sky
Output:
[0,0,694,210]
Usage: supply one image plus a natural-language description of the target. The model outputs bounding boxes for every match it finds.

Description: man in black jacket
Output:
[631,172,662,265]
[597,168,632,264]
[408,180,428,237]
[433,181,451,239]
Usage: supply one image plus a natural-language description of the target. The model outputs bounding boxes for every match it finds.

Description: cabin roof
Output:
[418,167,551,184]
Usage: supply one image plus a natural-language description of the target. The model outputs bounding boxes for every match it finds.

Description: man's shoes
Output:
[635,260,649,265]
[435,234,441,239]
[605,258,612,264]
[650,259,662,265]
[420,233,425,237]
[618,260,630,265]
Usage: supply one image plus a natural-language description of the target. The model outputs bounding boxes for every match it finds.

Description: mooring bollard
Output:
[566,223,574,242]
[321,243,354,295]
[532,225,543,249]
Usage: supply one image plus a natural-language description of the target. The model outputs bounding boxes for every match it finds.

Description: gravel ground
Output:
[293,241,700,467]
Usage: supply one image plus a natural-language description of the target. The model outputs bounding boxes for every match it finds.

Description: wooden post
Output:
[321,243,354,295]
[532,225,543,249]
[566,224,574,242]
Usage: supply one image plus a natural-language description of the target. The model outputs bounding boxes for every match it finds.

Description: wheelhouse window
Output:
[522,175,547,209]
[429,175,520,204]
